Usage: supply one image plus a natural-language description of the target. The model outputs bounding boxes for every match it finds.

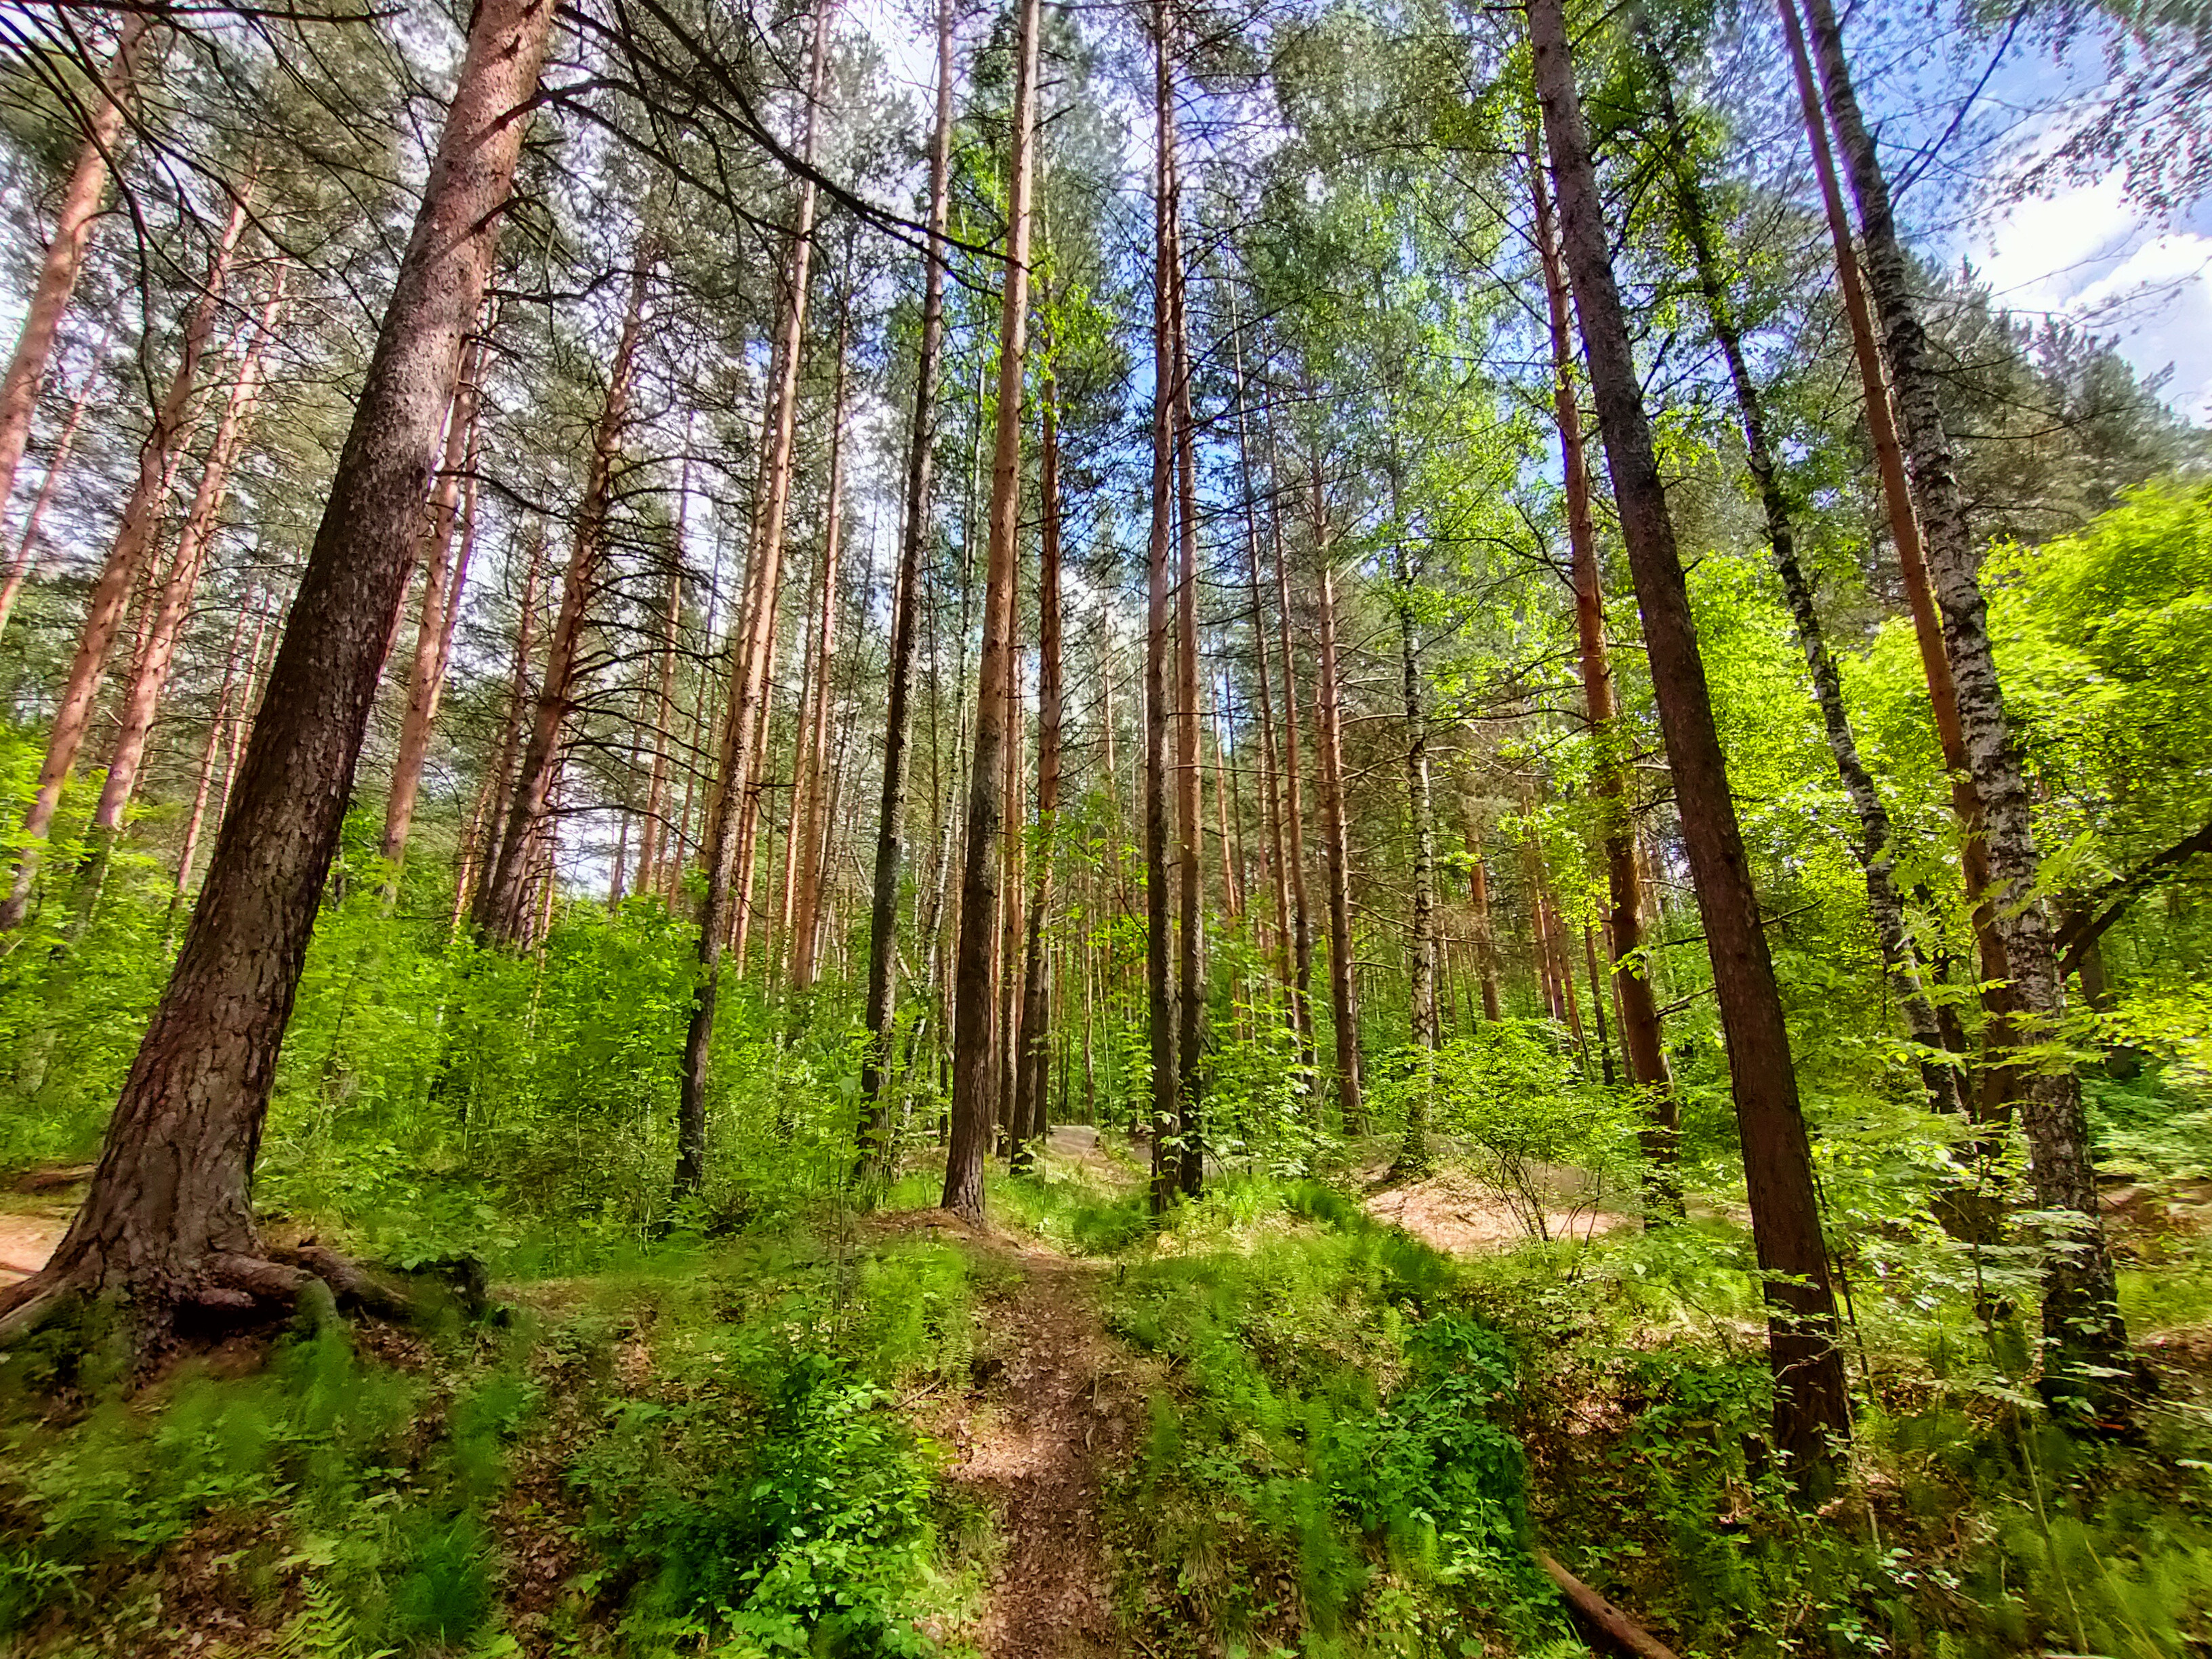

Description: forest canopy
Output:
[0,0,2208,1652]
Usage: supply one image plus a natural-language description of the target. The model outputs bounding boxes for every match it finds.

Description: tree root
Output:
[0,1242,474,1365]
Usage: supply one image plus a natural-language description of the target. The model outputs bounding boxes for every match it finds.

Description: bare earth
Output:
[1364,1165,1631,1254]
[0,1203,70,1286]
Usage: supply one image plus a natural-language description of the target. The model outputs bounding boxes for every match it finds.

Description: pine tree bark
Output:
[1168,189,1205,1198]
[1531,152,1680,1189]
[1461,802,1502,1023]
[85,272,285,880]
[1775,0,2007,1117]
[381,327,489,887]
[791,308,853,994]
[1145,0,1181,1215]
[0,336,108,641]
[1799,0,2129,1399]
[1529,0,1849,1473]
[858,0,954,1165]
[1644,42,1961,1120]
[1011,354,1063,1170]
[1391,533,1437,1179]
[1,197,249,930]
[473,529,548,915]
[477,252,650,944]
[0,0,555,1343]
[1271,452,1318,1077]
[1314,535,1363,1132]
[0,15,148,515]
[940,0,1041,1221]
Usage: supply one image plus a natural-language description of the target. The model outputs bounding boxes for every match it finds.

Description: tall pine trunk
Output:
[477,253,650,943]
[1390,531,1437,1179]
[1530,148,1679,1194]
[858,0,956,1165]
[1644,41,1959,1120]
[0,0,555,1342]
[1,197,249,930]
[1799,0,2129,1400]
[1314,536,1362,1132]
[382,325,489,887]
[1529,0,1849,1474]
[941,0,1040,1221]
[1011,352,1063,1169]
[1168,185,1205,1197]
[0,335,108,640]
[0,15,148,513]
[1144,0,1181,1216]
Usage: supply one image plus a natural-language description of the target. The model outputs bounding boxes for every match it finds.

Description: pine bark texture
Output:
[0,0,556,1338]
[1530,0,1850,1471]
[1799,0,2128,1394]
[857,0,956,1163]
[941,0,1040,1220]
[0,15,148,513]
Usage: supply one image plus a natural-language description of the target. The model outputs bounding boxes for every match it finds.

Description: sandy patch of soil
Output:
[1365,1166,1631,1254]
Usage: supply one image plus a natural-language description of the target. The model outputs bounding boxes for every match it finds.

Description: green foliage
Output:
[1105,1179,1570,1656]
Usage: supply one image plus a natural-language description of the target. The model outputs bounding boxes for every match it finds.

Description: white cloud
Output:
[1970,176,2212,418]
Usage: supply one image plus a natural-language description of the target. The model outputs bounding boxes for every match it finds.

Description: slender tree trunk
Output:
[1233,328,1295,1030]
[1798,0,2129,1399]
[1645,43,1961,1120]
[85,272,285,884]
[792,307,853,994]
[474,530,548,914]
[171,589,262,916]
[1,197,249,930]
[1530,150,1681,1192]
[940,0,1041,1221]
[636,440,690,902]
[1272,453,1317,1078]
[1391,534,1437,1179]
[1776,0,2006,1082]
[0,15,148,515]
[478,252,650,944]
[1530,0,1849,1474]
[1011,355,1063,1170]
[1314,540,1363,1132]
[1168,188,1205,1197]
[676,14,834,1195]
[1145,0,1181,1216]
[0,0,554,1341]
[381,325,489,887]
[859,0,954,1166]
[0,335,108,640]
[1462,802,1502,1023]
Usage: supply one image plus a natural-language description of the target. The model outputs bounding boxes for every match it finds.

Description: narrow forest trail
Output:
[888,1129,1146,1657]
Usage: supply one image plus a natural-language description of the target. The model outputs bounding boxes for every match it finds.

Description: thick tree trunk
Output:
[858,0,954,1167]
[1314,543,1363,1132]
[0,15,148,514]
[1011,359,1063,1170]
[0,0,554,1343]
[1145,0,1181,1216]
[85,272,285,884]
[478,253,650,944]
[940,0,1040,1222]
[1530,0,1850,1474]
[1799,0,2129,1400]
[1530,153,1679,1192]
[1645,43,1961,1120]
[381,327,489,887]
[1,198,249,930]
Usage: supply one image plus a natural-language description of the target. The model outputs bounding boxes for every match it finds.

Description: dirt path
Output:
[0,1195,75,1287]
